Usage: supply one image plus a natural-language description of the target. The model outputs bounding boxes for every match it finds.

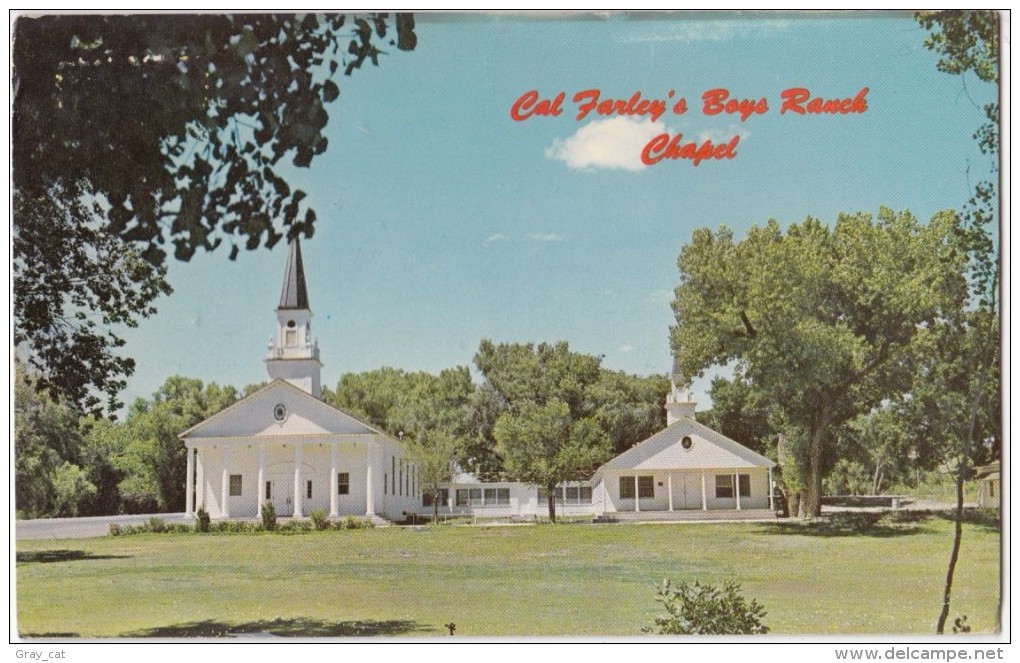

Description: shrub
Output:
[260,501,277,531]
[147,517,166,533]
[108,523,122,536]
[278,520,312,533]
[341,514,372,530]
[195,508,211,533]
[309,508,330,531]
[644,578,769,635]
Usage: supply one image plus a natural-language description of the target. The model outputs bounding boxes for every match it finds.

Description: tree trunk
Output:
[936,468,965,633]
[787,491,801,519]
[547,491,557,523]
[805,422,826,518]
[432,492,439,525]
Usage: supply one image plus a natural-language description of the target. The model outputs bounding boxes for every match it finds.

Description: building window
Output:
[392,457,396,494]
[484,488,510,505]
[399,463,403,496]
[423,488,449,508]
[716,475,733,498]
[265,481,272,500]
[456,488,483,506]
[620,477,652,499]
[384,474,388,494]
[306,480,313,499]
[229,474,242,497]
[619,477,635,499]
[638,476,654,498]
[990,482,995,498]
[739,474,751,497]
[337,473,350,495]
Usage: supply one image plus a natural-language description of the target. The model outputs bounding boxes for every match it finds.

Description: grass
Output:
[15,512,1000,638]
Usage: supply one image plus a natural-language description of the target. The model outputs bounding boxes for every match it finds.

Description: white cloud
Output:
[617,19,791,44]
[545,117,666,172]
[618,344,634,353]
[697,124,752,143]
[526,233,562,242]
[484,233,509,244]
[646,289,674,303]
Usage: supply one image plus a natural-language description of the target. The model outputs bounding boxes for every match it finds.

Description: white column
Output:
[293,444,304,518]
[768,468,774,511]
[667,472,674,512]
[701,469,707,511]
[196,450,205,510]
[330,442,339,517]
[365,441,376,517]
[220,447,230,518]
[735,470,741,511]
[257,445,266,514]
[634,476,640,512]
[185,447,195,516]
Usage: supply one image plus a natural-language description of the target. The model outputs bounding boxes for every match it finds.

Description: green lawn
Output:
[15,513,1000,637]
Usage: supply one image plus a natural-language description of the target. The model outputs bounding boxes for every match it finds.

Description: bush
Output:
[260,501,277,531]
[339,514,372,530]
[644,578,769,635]
[277,520,312,533]
[195,508,211,533]
[108,523,122,536]
[147,517,166,533]
[309,508,330,531]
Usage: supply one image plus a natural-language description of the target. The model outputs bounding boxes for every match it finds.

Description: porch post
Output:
[196,449,205,510]
[634,475,640,512]
[293,444,304,518]
[220,447,230,518]
[734,470,741,511]
[667,472,674,512]
[601,479,607,516]
[185,446,195,517]
[257,445,266,515]
[768,467,774,511]
[701,469,707,511]
[330,442,339,517]
[365,440,376,517]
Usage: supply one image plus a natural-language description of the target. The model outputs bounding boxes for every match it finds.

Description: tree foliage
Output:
[476,340,612,521]
[12,13,416,415]
[671,209,969,517]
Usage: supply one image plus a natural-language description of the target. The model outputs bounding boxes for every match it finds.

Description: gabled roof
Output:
[593,416,774,480]
[278,238,309,310]
[179,379,389,440]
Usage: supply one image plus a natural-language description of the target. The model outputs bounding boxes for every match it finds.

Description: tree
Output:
[671,209,969,517]
[405,428,460,524]
[13,13,416,415]
[475,340,611,521]
[117,376,239,511]
[14,361,93,518]
[916,10,1000,634]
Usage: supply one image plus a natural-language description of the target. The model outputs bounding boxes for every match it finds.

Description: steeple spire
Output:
[278,238,309,310]
[266,237,321,397]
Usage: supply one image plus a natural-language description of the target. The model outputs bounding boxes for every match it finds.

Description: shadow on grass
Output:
[928,508,1001,534]
[16,549,132,564]
[20,632,81,638]
[125,617,431,638]
[754,512,928,538]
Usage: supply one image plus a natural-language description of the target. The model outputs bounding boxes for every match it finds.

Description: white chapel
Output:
[180,239,420,522]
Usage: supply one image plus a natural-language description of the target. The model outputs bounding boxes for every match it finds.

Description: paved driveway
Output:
[15,513,190,540]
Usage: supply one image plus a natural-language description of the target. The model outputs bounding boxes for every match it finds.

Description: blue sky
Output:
[117,11,998,409]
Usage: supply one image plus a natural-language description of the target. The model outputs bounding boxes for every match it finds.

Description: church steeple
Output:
[665,357,697,425]
[278,237,309,310]
[266,238,322,397]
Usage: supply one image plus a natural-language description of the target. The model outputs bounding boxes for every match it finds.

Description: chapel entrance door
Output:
[681,473,701,509]
[267,475,293,517]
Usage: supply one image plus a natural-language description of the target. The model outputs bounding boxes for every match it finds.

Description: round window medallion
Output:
[681,435,694,450]
[286,319,296,328]
[273,403,287,421]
